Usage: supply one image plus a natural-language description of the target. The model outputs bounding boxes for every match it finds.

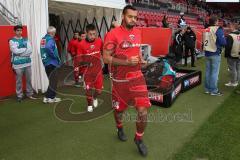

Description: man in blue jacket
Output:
[40,26,61,103]
[203,16,226,96]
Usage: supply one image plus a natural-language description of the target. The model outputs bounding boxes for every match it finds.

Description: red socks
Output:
[135,132,144,140]
[117,123,123,130]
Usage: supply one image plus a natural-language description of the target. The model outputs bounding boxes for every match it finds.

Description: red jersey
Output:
[77,38,103,76]
[74,40,82,56]
[104,26,142,80]
[67,38,78,56]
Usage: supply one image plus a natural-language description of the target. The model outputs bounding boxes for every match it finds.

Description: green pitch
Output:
[0,57,239,160]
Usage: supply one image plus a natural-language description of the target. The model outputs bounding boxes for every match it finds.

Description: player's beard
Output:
[126,23,135,29]
[86,37,95,43]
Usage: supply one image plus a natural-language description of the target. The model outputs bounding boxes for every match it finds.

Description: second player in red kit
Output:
[67,31,80,86]
[103,5,151,157]
[77,24,103,113]
[74,31,86,86]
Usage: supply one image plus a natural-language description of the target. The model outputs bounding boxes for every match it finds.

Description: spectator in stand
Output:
[178,12,187,28]
[162,15,169,28]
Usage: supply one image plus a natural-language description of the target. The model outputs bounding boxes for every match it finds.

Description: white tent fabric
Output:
[0,0,49,93]
[51,0,126,10]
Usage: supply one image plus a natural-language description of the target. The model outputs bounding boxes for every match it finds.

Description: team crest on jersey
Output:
[90,45,95,49]
[129,34,135,41]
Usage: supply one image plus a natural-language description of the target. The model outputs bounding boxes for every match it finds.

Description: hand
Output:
[141,59,147,64]
[126,56,140,66]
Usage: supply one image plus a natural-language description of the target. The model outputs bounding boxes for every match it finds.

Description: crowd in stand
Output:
[126,0,236,29]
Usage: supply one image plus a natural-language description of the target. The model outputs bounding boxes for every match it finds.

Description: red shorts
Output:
[112,72,151,112]
[84,73,103,91]
[73,57,85,74]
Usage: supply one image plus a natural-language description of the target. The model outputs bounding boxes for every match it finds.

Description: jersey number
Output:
[204,40,208,46]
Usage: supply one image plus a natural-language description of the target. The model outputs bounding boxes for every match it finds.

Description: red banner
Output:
[140,28,172,57]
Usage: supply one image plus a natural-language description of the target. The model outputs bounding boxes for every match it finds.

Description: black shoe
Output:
[117,128,127,142]
[17,97,23,102]
[134,138,148,157]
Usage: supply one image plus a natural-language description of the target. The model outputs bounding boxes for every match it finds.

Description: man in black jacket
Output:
[183,26,196,67]
[173,29,185,64]
[224,21,240,87]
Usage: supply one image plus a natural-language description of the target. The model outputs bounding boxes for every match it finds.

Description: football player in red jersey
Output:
[77,24,103,112]
[67,31,80,86]
[74,31,86,86]
[103,5,151,157]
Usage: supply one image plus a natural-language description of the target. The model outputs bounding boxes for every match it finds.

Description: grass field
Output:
[173,87,240,160]
[0,57,239,160]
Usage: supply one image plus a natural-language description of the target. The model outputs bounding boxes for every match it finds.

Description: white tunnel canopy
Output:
[50,0,126,10]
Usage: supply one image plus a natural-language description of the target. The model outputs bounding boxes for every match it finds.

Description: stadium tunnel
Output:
[48,0,126,63]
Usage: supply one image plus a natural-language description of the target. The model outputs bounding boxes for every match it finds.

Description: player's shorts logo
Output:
[112,100,120,110]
